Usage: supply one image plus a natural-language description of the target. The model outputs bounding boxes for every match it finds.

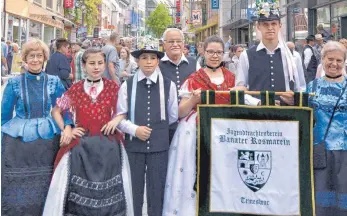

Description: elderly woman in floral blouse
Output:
[306,41,347,216]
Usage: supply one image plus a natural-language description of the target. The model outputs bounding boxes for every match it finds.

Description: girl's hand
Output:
[71,127,85,139]
[101,118,121,135]
[60,125,72,147]
[190,88,201,104]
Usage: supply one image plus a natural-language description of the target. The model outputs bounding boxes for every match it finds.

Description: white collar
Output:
[256,41,281,53]
[137,68,159,83]
[161,53,189,65]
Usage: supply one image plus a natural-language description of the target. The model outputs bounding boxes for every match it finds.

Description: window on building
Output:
[57,0,63,13]
[34,0,42,4]
[46,0,53,9]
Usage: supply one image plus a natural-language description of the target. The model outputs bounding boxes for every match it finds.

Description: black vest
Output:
[247,46,286,93]
[303,45,318,83]
[159,56,197,91]
[125,75,171,153]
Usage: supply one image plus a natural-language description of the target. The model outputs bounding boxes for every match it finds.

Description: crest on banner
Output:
[237,150,272,192]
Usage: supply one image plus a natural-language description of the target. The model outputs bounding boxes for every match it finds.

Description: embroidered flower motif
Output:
[253,0,281,18]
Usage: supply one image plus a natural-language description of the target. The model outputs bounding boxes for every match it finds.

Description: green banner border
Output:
[197,105,315,216]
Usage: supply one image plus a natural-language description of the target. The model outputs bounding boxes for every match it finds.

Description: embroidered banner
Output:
[197,104,315,216]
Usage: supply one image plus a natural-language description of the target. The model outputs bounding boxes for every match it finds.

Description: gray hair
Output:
[162,28,184,41]
[11,43,19,49]
[321,41,347,61]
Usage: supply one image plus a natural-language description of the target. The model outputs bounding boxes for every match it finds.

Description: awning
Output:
[5,0,72,29]
[28,3,64,29]
[48,12,75,27]
[189,21,218,34]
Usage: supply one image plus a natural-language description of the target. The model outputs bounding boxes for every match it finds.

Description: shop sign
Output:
[176,0,181,24]
[211,0,219,9]
[64,0,74,9]
[77,27,87,39]
[29,14,64,29]
[192,10,202,25]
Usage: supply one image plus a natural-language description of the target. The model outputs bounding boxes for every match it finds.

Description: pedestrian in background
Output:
[74,39,91,82]
[229,45,244,74]
[45,38,73,89]
[119,46,137,82]
[183,44,190,57]
[102,32,120,83]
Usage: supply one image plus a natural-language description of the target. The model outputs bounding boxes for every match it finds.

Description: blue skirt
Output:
[1,134,60,216]
[314,150,347,216]
[64,135,126,216]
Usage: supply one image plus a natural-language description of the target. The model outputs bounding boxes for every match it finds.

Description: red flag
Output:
[64,0,74,8]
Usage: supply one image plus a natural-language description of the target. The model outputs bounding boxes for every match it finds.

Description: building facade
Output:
[219,0,288,46]
[185,0,219,43]
[2,0,75,46]
[285,0,347,41]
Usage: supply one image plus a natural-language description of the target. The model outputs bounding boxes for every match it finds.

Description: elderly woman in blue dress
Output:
[1,38,70,215]
[306,41,347,216]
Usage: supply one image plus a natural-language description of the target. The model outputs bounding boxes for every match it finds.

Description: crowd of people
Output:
[1,1,347,216]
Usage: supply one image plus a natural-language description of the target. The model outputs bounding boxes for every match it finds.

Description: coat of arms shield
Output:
[237,150,272,192]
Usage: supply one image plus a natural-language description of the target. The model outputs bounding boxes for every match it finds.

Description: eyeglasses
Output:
[27,54,44,60]
[164,40,183,45]
[205,50,224,56]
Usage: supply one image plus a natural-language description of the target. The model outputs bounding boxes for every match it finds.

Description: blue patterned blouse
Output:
[306,76,347,150]
[1,71,72,142]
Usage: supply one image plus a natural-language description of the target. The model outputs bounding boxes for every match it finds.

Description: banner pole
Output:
[182,90,315,96]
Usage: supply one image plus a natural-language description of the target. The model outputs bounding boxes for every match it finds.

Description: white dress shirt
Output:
[83,78,104,99]
[236,41,306,105]
[293,50,306,88]
[303,45,313,69]
[161,53,201,71]
[117,68,178,136]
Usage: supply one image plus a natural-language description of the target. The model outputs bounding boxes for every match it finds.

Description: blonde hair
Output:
[21,38,50,62]
[120,47,131,69]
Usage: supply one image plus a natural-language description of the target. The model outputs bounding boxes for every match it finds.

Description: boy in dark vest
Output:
[117,46,178,216]
[236,0,306,105]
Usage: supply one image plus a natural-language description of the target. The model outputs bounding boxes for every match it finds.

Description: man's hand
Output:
[280,91,294,105]
[135,126,152,141]
[121,71,128,77]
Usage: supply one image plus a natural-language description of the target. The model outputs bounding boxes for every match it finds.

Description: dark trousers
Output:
[127,151,168,216]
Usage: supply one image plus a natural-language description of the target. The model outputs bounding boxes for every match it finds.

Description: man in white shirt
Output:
[159,28,199,141]
[303,35,318,83]
[117,46,178,216]
[236,0,306,105]
[287,41,306,87]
